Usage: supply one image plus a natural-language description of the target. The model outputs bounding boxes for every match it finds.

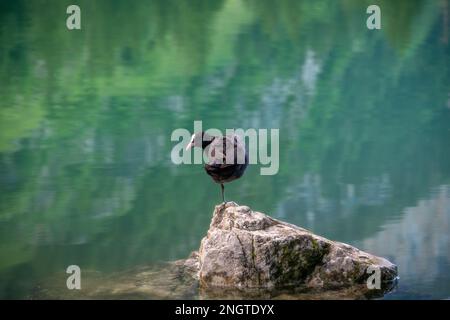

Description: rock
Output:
[32,203,398,300]
[30,259,394,300]
[189,202,398,295]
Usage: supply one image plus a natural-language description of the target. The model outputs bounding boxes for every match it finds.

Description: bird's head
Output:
[186,131,214,150]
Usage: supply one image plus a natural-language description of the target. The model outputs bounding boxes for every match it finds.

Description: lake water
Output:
[0,0,449,299]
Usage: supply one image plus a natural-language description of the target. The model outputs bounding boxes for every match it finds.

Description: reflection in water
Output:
[358,185,450,299]
[276,173,393,233]
[30,259,396,300]
[0,0,449,299]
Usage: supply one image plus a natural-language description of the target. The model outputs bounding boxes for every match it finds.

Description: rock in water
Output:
[33,202,398,299]
[190,202,397,294]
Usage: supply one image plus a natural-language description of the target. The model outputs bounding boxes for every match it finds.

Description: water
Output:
[0,0,449,299]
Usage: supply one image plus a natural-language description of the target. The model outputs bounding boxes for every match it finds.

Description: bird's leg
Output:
[221,183,225,203]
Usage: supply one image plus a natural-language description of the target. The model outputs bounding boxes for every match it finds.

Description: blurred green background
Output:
[0,0,449,299]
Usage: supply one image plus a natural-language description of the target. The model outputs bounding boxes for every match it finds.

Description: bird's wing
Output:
[205,136,231,165]
[205,135,246,166]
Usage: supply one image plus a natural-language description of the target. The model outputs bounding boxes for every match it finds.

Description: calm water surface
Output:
[0,0,449,299]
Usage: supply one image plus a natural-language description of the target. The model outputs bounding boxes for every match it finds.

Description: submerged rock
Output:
[188,202,397,296]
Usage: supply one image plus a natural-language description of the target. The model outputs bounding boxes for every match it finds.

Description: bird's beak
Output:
[186,142,193,151]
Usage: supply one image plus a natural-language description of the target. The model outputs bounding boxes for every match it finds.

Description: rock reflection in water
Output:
[31,260,397,300]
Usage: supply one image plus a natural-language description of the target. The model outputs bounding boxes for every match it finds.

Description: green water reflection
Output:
[0,0,449,299]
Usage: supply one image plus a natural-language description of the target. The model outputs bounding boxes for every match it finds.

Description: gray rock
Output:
[32,202,398,300]
[190,202,397,294]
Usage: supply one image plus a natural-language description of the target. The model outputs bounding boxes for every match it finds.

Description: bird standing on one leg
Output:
[186,131,248,203]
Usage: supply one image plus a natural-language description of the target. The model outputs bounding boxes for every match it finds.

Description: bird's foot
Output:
[219,201,227,207]
[221,201,238,206]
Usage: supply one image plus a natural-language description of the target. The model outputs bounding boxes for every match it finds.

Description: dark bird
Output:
[186,131,248,203]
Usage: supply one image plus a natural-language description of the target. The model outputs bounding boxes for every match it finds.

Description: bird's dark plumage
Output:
[187,132,248,202]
